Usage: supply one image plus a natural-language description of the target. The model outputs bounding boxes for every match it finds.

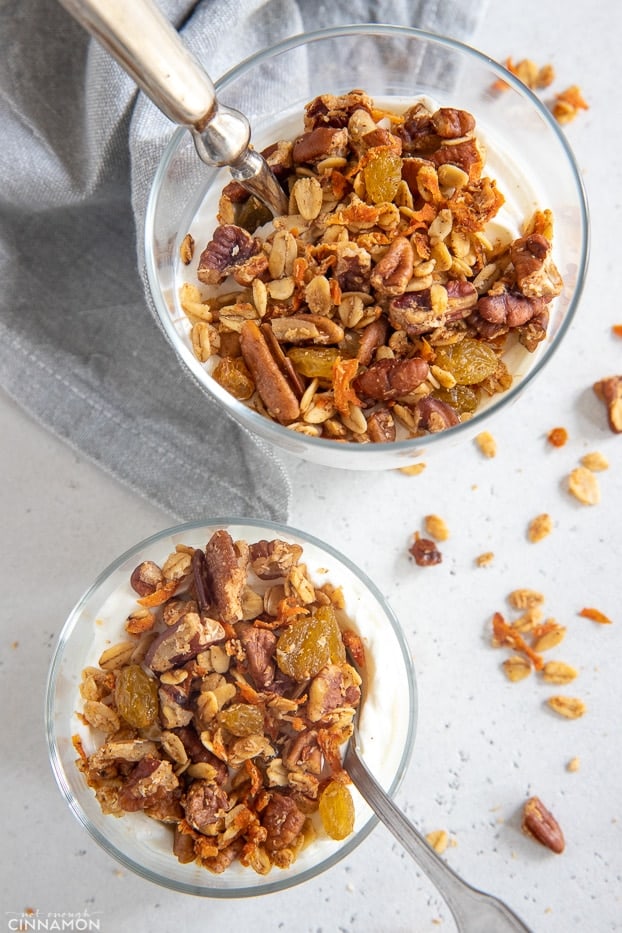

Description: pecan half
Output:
[239,320,301,424]
[367,407,396,443]
[270,314,344,346]
[292,127,349,164]
[510,233,563,301]
[356,317,389,366]
[353,356,429,402]
[477,287,546,327]
[522,796,565,853]
[145,611,223,673]
[370,236,414,296]
[304,91,374,129]
[262,793,306,851]
[431,107,476,139]
[249,539,304,579]
[204,530,247,625]
[197,225,268,286]
[334,242,372,292]
[307,662,361,722]
[593,375,622,433]
[415,396,460,432]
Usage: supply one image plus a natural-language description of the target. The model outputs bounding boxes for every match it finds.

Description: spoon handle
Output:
[345,744,532,933]
[57,0,289,214]
[57,0,251,164]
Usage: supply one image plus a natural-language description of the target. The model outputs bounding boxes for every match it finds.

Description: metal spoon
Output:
[57,0,289,216]
[344,718,532,933]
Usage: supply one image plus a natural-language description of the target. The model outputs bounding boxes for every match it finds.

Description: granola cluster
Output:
[74,530,364,876]
[180,90,563,444]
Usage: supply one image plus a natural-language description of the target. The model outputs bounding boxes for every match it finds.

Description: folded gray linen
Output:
[0,0,487,522]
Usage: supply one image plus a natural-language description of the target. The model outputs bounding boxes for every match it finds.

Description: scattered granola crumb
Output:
[578,607,612,625]
[475,551,495,567]
[398,463,426,476]
[566,757,581,773]
[547,426,568,447]
[528,513,553,542]
[547,695,586,719]
[522,796,565,853]
[475,431,496,458]
[494,57,555,92]
[409,533,442,567]
[502,655,533,682]
[426,829,449,854]
[593,376,622,433]
[179,232,195,265]
[541,660,578,685]
[424,514,450,541]
[567,466,600,505]
[509,589,545,611]
[552,85,589,124]
[532,621,566,652]
[580,451,609,472]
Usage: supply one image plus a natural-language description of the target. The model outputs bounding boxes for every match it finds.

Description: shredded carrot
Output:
[332,356,362,415]
[137,580,178,607]
[579,607,612,625]
[492,611,544,670]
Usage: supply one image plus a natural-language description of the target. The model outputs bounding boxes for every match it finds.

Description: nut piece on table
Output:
[522,796,565,853]
[593,375,622,433]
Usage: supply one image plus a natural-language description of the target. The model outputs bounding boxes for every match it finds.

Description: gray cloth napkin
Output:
[0,0,487,523]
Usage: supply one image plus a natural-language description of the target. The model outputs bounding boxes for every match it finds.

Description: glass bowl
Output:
[46,518,416,896]
[144,25,589,470]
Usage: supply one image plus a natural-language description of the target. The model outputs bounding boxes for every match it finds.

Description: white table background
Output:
[2,1,620,930]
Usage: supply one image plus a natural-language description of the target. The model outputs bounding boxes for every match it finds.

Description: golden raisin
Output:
[217,703,264,736]
[212,357,255,400]
[363,149,402,204]
[435,338,499,385]
[319,780,355,840]
[287,346,340,380]
[114,664,159,729]
[276,604,345,681]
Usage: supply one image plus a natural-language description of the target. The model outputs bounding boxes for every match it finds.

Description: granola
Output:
[181,90,563,444]
[74,530,366,876]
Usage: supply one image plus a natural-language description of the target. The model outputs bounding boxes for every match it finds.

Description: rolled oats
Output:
[182,90,563,444]
[546,695,586,719]
[580,451,609,472]
[426,829,449,854]
[475,431,496,458]
[75,530,364,876]
[541,661,578,684]
[567,466,600,505]
[475,551,494,567]
[424,514,450,541]
[502,655,532,682]
[527,513,553,542]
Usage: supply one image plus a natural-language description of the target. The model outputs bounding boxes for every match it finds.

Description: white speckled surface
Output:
[2,1,621,930]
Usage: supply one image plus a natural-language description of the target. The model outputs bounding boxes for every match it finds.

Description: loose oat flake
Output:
[527,513,553,542]
[567,466,600,505]
[182,90,563,445]
[74,530,366,876]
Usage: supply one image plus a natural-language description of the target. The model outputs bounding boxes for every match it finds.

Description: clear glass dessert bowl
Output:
[144,25,589,470]
[46,518,416,896]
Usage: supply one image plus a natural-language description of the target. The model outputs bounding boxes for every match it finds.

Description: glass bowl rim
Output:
[45,516,417,897]
[144,23,590,461]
